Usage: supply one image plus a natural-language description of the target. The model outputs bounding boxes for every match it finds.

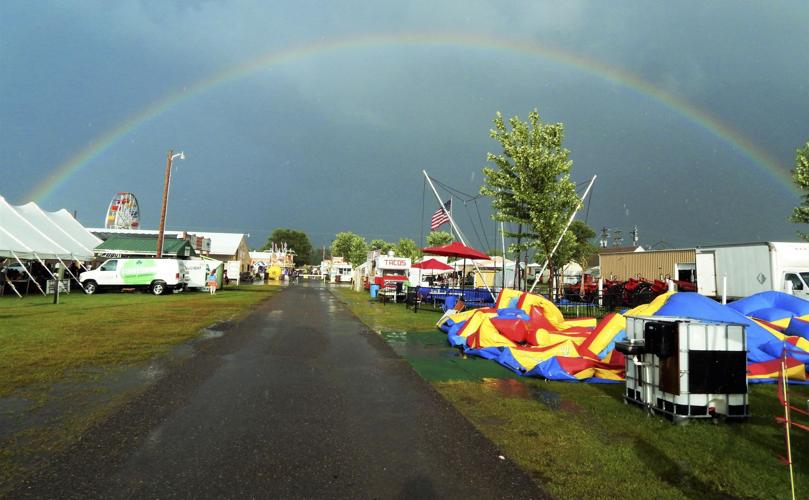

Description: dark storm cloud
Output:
[1,0,807,249]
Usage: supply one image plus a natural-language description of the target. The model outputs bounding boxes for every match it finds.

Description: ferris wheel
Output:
[105,192,141,229]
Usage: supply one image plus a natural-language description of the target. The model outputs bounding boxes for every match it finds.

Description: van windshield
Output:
[801,273,809,287]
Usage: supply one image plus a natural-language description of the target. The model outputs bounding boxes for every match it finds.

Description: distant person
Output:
[207,270,218,295]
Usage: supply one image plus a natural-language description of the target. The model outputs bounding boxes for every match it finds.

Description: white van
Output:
[80,258,189,295]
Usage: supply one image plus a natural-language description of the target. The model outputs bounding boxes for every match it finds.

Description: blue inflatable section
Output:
[729,291,809,318]
[496,307,530,320]
[786,317,809,340]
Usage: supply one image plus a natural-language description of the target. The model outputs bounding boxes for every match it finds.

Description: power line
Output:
[428,176,485,202]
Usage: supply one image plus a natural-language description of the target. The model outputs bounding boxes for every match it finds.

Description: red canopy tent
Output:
[412,258,454,271]
[421,241,489,260]
[421,242,490,293]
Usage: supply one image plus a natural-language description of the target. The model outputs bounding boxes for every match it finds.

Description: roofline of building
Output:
[695,241,808,249]
[599,247,695,256]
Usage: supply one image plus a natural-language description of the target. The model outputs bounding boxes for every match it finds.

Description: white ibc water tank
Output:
[616,315,749,422]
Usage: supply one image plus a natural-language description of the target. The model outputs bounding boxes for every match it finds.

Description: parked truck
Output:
[695,242,809,300]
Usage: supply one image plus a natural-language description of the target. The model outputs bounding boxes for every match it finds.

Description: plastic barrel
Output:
[370,284,380,298]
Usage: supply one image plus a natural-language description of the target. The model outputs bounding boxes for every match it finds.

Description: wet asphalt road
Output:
[14,283,546,499]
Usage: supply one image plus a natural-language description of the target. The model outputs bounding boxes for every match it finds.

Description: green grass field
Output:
[0,284,281,492]
[331,287,809,499]
[0,285,280,399]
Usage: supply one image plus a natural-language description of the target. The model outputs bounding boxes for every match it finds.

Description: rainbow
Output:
[26,32,798,202]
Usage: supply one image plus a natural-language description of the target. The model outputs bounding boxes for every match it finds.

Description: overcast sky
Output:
[1,1,807,251]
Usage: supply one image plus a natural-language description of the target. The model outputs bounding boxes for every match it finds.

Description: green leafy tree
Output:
[261,228,314,265]
[369,239,395,253]
[790,141,809,241]
[426,231,453,247]
[331,231,368,267]
[395,238,421,261]
[482,109,579,291]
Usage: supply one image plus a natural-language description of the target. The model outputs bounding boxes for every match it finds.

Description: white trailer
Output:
[695,242,809,300]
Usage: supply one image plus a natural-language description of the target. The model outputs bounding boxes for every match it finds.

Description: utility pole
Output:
[156,150,173,259]
[600,227,609,248]
[612,229,624,248]
[156,150,185,258]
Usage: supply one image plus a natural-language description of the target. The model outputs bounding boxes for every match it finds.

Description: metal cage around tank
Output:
[618,315,749,422]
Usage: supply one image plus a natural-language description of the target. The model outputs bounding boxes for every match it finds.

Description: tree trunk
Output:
[523,251,529,292]
[548,260,556,300]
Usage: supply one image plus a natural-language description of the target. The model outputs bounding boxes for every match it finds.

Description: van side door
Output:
[96,259,120,285]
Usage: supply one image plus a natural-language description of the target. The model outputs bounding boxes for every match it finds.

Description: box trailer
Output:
[695,242,809,300]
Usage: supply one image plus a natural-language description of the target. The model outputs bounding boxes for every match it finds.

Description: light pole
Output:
[156,150,185,258]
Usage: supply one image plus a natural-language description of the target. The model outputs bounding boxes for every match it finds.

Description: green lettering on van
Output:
[121,259,158,285]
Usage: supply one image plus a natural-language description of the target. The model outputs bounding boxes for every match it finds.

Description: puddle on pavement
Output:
[0,396,33,417]
[200,328,225,339]
[140,363,165,382]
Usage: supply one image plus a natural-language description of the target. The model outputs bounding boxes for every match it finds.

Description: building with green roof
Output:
[94,236,196,259]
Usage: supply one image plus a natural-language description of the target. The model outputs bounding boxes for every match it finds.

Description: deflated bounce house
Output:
[437,289,809,383]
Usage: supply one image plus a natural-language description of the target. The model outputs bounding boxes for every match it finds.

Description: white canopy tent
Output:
[14,202,96,261]
[46,209,102,256]
[1,196,100,295]
[0,197,72,260]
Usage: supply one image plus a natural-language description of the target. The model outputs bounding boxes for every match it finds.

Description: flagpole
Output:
[422,170,492,296]
[449,196,454,240]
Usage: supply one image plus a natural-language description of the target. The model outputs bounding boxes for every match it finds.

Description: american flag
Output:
[430,199,451,230]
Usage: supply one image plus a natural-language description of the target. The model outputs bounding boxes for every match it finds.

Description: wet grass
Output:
[330,287,442,333]
[0,284,281,494]
[332,287,809,499]
[0,285,280,399]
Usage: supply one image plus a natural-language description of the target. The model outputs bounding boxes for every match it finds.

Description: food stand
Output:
[372,253,411,301]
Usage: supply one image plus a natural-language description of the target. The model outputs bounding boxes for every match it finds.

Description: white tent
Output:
[0,196,72,260]
[14,203,95,261]
[1,196,103,294]
[0,224,35,260]
[46,209,102,255]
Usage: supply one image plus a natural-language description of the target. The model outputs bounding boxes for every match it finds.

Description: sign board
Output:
[46,279,70,294]
[375,256,411,271]
[226,260,241,285]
